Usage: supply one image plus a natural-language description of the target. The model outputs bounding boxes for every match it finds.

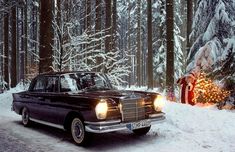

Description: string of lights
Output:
[193,72,230,104]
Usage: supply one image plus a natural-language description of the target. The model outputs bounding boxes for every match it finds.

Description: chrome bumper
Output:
[84,113,166,133]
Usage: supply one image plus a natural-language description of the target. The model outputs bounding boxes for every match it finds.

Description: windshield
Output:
[60,73,112,92]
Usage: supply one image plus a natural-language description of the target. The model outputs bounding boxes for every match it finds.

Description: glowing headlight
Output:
[95,99,108,120]
[153,95,165,111]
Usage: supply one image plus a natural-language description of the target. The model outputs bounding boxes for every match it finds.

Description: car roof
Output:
[39,71,101,77]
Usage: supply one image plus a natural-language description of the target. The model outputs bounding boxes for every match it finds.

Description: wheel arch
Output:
[63,111,84,131]
[19,107,23,115]
[19,106,27,115]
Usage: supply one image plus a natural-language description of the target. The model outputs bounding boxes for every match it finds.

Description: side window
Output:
[80,74,94,89]
[32,77,45,92]
[60,75,79,92]
[45,76,58,92]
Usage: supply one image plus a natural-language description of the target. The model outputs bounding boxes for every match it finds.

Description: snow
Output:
[188,0,235,72]
[32,1,39,7]
[0,87,235,151]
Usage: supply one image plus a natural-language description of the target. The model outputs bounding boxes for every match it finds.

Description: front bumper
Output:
[84,113,165,133]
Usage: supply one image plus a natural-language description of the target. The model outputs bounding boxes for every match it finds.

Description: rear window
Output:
[31,77,44,92]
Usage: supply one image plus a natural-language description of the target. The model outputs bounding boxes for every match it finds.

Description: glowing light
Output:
[95,99,108,119]
[154,95,165,111]
[193,72,230,104]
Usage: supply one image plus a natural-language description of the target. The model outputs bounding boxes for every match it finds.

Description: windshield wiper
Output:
[83,86,111,91]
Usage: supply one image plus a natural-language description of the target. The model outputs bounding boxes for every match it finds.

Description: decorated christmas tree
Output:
[193,72,230,104]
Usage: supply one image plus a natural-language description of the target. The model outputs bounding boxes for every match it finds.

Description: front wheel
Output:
[132,126,151,135]
[22,107,30,126]
[71,117,91,146]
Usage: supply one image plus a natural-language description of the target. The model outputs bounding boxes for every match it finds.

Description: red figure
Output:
[177,73,196,105]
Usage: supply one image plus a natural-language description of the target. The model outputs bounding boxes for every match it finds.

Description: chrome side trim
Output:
[30,118,65,130]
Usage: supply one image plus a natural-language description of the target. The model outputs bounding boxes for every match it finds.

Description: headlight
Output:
[95,99,108,120]
[153,95,165,111]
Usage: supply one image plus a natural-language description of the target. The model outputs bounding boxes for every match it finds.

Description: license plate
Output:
[127,120,151,130]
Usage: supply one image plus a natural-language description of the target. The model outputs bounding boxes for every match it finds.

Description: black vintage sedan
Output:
[12,71,165,146]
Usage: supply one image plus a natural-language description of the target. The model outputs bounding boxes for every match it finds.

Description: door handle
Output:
[38,97,45,101]
[24,95,30,98]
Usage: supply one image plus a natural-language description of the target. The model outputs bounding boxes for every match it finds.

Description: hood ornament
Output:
[130,92,137,98]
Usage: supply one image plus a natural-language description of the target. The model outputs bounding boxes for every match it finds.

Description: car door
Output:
[26,76,47,121]
[26,75,61,123]
[40,76,67,125]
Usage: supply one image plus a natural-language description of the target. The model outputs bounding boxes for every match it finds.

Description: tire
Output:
[71,117,91,146]
[22,107,30,127]
[132,126,151,136]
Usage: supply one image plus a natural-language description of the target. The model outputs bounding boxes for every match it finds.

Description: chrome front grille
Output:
[120,98,146,122]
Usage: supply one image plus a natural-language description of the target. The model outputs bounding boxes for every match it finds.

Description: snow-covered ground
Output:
[0,87,235,152]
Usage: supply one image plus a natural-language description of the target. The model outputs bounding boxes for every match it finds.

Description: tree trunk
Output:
[104,0,112,72]
[11,3,17,88]
[57,0,63,71]
[157,0,165,88]
[0,13,4,81]
[105,0,111,52]
[187,0,193,55]
[31,1,36,64]
[127,0,132,87]
[85,0,91,67]
[3,1,9,88]
[95,0,102,72]
[86,0,91,34]
[0,14,2,80]
[20,7,25,82]
[35,0,39,63]
[147,0,153,89]
[136,0,141,87]
[24,0,28,79]
[179,0,187,73]
[166,0,174,91]
[112,0,117,51]
[39,0,53,73]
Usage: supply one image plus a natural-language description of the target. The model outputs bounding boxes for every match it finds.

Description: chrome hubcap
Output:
[71,118,84,144]
[74,123,82,138]
[22,109,28,124]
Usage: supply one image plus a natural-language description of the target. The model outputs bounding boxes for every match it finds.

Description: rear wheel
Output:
[22,107,30,126]
[132,126,151,135]
[71,117,91,146]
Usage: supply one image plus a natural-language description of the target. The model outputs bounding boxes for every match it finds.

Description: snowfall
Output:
[0,86,235,152]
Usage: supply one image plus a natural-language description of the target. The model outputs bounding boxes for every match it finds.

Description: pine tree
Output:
[174,0,185,80]
[212,48,235,79]
[166,0,174,91]
[24,0,28,80]
[95,0,102,72]
[194,72,230,103]
[39,0,53,73]
[136,0,141,87]
[11,1,17,87]
[186,0,193,55]
[188,0,235,72]
[147,0,153,89]
[3,0,9,88]
[153,0,166,89]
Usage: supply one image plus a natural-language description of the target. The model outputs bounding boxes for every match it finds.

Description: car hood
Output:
[82,89,156,100]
